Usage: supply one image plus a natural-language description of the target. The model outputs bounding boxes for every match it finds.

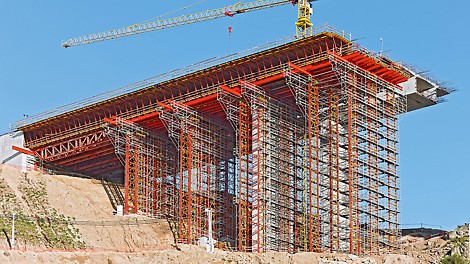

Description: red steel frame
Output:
[17,30,410,255]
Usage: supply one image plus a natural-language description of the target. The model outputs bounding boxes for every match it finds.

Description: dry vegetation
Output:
[0,164,468,263]
[0,165,173,253]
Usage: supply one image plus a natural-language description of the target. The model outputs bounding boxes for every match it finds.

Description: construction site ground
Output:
[0,165,464,263]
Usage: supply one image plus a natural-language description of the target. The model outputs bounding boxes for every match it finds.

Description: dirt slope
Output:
[0,165,173,251]
[2,164,466,263]
[0,249,417,264]
[400,235,448,263]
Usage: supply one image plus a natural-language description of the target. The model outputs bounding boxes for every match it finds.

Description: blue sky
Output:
[0,1,468,230]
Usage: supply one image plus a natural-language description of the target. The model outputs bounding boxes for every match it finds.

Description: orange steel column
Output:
[347,74,360,255]
[366,81,379,254]
[144,155,149,214]
[279,112,290,252]
[133,144,139,214]
[123,133,139,214]
[307,79,320,252]
[196,150,202,241]
[238,100,252,251]
[293,125,302,253]
[249,95,263,253]
[386,87,393,250]
[179,126,193,243]
[327,92,340,252]
[153,156,159,216]
[124,134,131,214]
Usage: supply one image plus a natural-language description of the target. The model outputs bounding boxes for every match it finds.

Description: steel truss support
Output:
[328,53,405,254]
[285,58,405,254]
[36,130,107,162]
[17,30,419,256]
[79,54,403,255]
[241,81,305,252]
[217,86,253,251]
[218,82,304,253]
[159,100,233,245]
[104,117,176,218]
[284,65,320,252]
[241,81,268,252]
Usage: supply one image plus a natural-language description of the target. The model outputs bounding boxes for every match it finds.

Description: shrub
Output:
[441,254,467,264]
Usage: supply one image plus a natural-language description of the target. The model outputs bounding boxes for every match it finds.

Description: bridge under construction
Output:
[11,27,450,255]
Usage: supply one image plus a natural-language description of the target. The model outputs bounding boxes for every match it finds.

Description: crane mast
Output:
[62,0,315,48]
[296,0,314,37]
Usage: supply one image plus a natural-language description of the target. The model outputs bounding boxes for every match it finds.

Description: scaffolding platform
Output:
[12,26,451,255]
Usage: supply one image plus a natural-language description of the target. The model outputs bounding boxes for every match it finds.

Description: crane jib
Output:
[62,0,315,48]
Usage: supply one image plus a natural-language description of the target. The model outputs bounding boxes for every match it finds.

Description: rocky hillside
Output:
[0,164,469,263]
[0,165,173,251]
[399,225,469,263]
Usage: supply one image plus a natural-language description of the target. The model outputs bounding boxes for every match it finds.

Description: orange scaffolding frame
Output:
[17,29,414,255]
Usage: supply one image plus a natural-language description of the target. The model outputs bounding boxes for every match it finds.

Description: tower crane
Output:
[62,0,316,48]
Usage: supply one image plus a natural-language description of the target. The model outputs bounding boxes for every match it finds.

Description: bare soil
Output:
[44,172,174,251]
[0,164,462,263]
[0,249,418,264]
[0,165,173,252]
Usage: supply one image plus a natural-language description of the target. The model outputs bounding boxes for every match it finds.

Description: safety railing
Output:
[12,24,351,131]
